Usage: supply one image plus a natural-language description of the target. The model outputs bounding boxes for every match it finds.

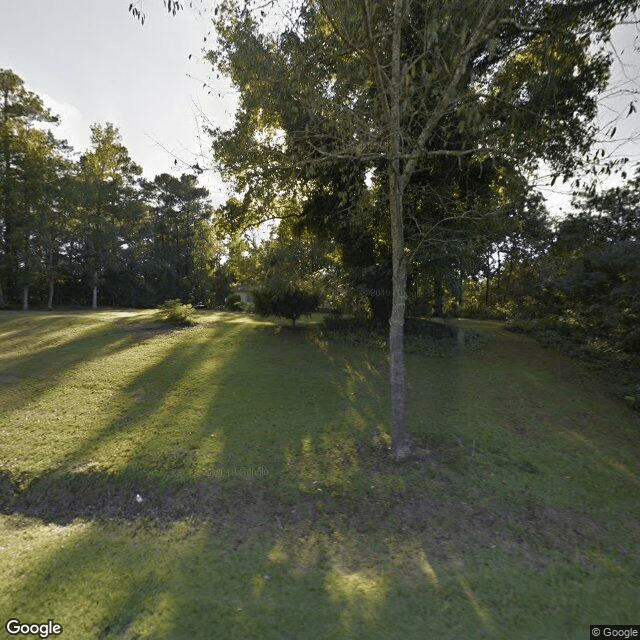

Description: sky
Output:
[0,0,236,205]
[1,0,639,215]
[536,18,640,215]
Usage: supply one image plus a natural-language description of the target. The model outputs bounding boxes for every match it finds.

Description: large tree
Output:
[75,123,142,309]
[543,171,640,349]
[1,68,225,310]
[140,172,213,303]
[211,0,638,459]
[13,127,72,310]
[0,69,59,307]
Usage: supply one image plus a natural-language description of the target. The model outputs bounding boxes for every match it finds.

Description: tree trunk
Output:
[387,0,411,462]
[22,285,28,311]
[48,278,54,309]
[389,170,411,462]
[92,271,98,309]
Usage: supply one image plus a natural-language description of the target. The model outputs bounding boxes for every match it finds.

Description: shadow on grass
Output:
[0,311,178,419]
[3,512,469,640]
[4,472,637,638]
[1,319,386,519]
[2,315,640,638]
[3,316,638,539]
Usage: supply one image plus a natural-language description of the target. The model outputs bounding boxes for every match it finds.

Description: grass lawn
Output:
[1,309,639,639]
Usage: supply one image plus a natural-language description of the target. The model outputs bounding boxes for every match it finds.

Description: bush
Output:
[224,293,242,311]
[157,299,197,326]
[253,283,320,326]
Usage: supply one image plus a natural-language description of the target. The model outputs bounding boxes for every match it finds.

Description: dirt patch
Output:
[111,321,179,343]
[130,327,174,342]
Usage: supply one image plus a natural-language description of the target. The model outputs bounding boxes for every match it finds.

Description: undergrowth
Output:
[321,316,487,355]
[507,318,640,410]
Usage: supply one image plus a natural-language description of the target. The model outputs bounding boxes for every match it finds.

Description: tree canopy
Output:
[206,0,639,459]
[0,69,226,311]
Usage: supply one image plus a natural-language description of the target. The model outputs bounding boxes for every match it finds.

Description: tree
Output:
[541,171,640,349]
[253,284,320,326]
[13,127,72,310]
[249,220,327,326]
[140,173,212,303]
[128,0,184,24]
[1,68,223,310]
[75,123,142,309]
[0,69,59,307]
[208,0,638,460]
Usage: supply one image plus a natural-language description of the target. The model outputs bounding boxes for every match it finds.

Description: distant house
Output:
[232,284,254,305]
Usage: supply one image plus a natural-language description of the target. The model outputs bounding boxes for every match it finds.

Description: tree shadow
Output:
[2,318,373,520]
[0,311,178,420]
[2,315,639,638]
[3,490,520,639]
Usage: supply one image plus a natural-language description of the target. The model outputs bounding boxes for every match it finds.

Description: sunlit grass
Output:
[1,311,639,639]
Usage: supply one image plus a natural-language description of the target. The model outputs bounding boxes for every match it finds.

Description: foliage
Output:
[0,70,226,310]
[472,169,640,408]
[227,217,332,325]
[74,123,143,309]
[208,0,636,461]
[224,292,242,311]
[0,68,62,309]
[139,173,214,305]
[253,282,320,327]
[510,172,640,351]
[157,298,197,326]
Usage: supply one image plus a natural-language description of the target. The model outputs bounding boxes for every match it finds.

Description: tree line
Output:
[467,173,639,357]
[0,69,227,310]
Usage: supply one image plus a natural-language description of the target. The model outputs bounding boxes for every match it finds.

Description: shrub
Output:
[158,299,197,326]
[224,293,242,311]
[253,283,320,326]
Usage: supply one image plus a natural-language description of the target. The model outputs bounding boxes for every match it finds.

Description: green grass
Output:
[1,310,639,639]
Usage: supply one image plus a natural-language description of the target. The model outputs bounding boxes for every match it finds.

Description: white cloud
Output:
[40,92,90,154]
